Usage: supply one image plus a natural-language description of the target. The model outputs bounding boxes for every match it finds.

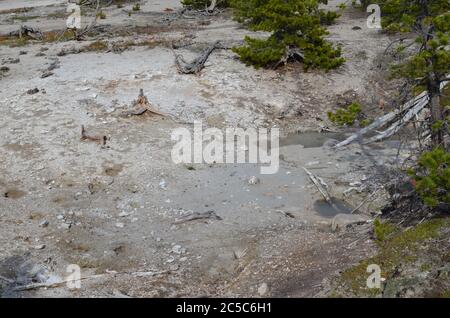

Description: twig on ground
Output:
[173,211,222,224]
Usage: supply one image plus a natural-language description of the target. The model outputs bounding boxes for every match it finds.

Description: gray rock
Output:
[258,282,268,296]
[39,220,49,227]
[248,176,260,185]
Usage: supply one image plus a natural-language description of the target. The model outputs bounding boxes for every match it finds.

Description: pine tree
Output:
[229,0,344,70]
[377,0,450,146]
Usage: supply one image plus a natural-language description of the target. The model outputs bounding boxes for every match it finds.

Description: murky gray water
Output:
[314,197,353,218]
[281,132,347,148]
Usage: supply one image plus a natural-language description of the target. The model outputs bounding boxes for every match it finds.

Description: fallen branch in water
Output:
[303,167,333,204]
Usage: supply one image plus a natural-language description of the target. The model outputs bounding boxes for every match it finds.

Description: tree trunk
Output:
[428,81,444,147]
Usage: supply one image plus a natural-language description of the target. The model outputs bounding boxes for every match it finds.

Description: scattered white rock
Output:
[115,222,124,228]
[159,179,167,190]
[39,220,49,227]
[258,282,268,296]
[34,244,46,250]
[61,222,71,230]
[171,245,183,254]
[248,176,260,185]
[166,257,175,263]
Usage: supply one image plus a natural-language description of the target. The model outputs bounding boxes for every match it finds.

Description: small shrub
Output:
[373,219,397,244]
[132,3,140,11]
[327,102,362,126]
[96,11,106,19]
[409,147,450,207]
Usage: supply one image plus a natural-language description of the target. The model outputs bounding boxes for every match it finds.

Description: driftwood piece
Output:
[174,41,220,74]
[173,210,222,224]
[276,210,295,218]
[9,25,43,40]
[81,125,107,145]
[13,274,107,291]
[13,269,168,291]
[121,89,166,117]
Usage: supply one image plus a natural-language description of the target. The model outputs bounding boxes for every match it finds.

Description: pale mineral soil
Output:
[0,0,406,297]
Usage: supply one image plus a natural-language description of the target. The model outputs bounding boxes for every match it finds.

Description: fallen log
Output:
[364,95,429,144]
[334,91,428,148]
[335,80,448,147]
[174,41,220,74]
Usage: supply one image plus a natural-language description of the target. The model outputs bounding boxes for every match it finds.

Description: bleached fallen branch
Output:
[335,91,428,148]
[364,96,429,144]
[335,79,448,147]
